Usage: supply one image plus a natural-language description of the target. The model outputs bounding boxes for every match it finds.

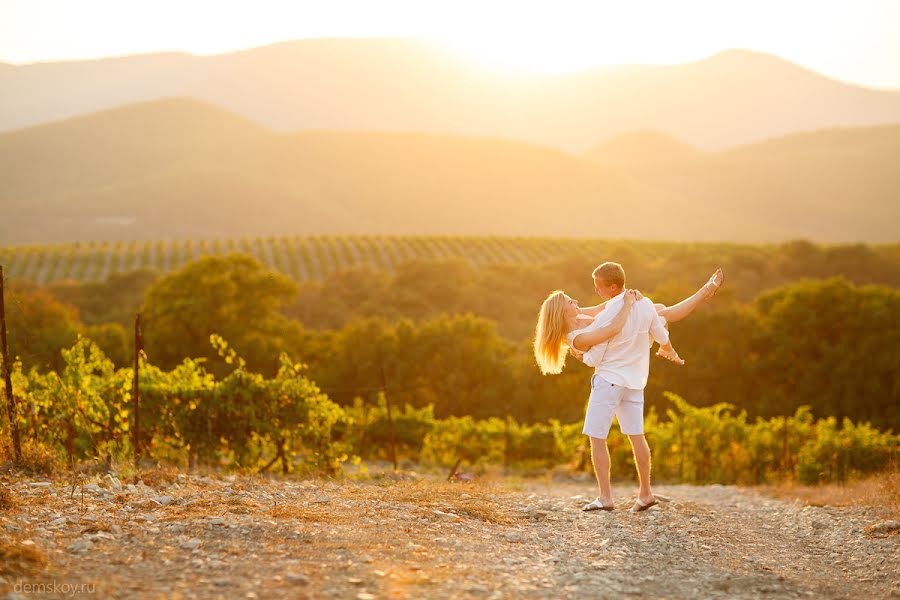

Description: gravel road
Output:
[1,473,897,599]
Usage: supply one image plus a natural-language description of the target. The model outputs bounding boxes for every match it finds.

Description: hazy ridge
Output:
[1,97,898,244]
[4,39,900,151]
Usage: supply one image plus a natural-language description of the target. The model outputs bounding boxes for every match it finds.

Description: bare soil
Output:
[1,471,898,599]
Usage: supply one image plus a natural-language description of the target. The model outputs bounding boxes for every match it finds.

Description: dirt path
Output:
[1,472,897,599]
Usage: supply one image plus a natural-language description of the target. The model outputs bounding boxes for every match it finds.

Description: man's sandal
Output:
[629,497,659,513]
[582,498,615,512]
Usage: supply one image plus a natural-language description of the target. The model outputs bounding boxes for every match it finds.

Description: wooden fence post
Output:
[379,363,397,471]
[133,313,142,464]
[0,266,22,462]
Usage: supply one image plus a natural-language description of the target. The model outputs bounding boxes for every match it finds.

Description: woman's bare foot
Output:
[656,343,685,365]
[702,268,725,299]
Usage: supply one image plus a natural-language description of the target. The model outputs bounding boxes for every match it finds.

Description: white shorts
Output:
[582,374,645,439]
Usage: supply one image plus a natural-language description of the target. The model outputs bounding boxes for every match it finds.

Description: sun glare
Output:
[433,34,614,74]
[429,17,652,75]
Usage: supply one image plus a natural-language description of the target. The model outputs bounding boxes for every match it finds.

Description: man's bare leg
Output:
[590,436,614,507]
[657,268,724,324]
[627,433,656,508]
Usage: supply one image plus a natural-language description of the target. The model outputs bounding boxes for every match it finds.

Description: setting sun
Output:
[2,0,900,87]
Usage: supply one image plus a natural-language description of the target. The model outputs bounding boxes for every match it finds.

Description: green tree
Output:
[753,277,900,428]
[3,280,80,372]
[140,254,299,375]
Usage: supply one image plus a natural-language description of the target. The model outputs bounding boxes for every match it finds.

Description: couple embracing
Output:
[534,262,724,513]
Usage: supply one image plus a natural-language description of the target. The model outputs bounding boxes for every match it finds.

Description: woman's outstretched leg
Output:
[657,268,723,324]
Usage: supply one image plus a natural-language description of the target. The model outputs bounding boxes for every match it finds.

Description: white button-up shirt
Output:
[570,291,670,390]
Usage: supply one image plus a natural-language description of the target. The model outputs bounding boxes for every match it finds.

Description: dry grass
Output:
[133,463,180,487]
[80,521,112,534]
[0,540,48,577]
[0,440,62,477]
[165,495,263,520]
[0,485,16,510]
[756,469,900,519]
[268,503,341,523]
[349,479,521,525]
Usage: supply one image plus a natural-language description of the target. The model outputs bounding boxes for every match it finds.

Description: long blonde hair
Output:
[534,290,570,375]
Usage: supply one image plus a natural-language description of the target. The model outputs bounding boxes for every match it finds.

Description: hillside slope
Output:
[1,99,898,244]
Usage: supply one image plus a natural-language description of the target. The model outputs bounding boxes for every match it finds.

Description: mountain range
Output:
[4,38,900,152]
[2,97,897,244]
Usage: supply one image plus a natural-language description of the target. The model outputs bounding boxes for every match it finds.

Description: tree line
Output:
[2,248,899,431]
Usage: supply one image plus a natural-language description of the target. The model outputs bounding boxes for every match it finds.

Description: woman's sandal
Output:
[704,268,725,298]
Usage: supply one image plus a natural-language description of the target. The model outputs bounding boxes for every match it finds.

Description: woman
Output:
[534,269,724,375]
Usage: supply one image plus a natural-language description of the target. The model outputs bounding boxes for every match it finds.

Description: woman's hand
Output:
[623,289,639,307]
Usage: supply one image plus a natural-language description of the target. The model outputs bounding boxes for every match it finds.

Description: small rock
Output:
[432,509,460,520]
[285,572,310,585]
[866,520,900,534]
[67,538,93,553]
[689,517,701,524]
[157,496,174,506]
[29,482,51,488]
[181,538,202,550]
[207,517,226,526]
[49,517,67,527]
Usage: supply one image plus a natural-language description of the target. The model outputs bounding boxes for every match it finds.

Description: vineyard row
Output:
[0,235,654,284]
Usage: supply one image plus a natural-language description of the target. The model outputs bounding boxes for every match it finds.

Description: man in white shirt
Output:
[575,262,680,513]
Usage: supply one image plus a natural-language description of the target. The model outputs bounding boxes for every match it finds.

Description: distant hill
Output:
[3,40,900,151]
[0,98,682,243]
[0,98,897,244]
[585,132,700,167]
[585,124,900,242]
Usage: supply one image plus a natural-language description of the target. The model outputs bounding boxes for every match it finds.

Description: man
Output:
[570,262,681,513]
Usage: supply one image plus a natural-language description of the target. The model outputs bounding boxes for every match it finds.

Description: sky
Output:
[2,0,899,89]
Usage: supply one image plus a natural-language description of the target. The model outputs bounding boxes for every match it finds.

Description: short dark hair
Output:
[592,262,626,288]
